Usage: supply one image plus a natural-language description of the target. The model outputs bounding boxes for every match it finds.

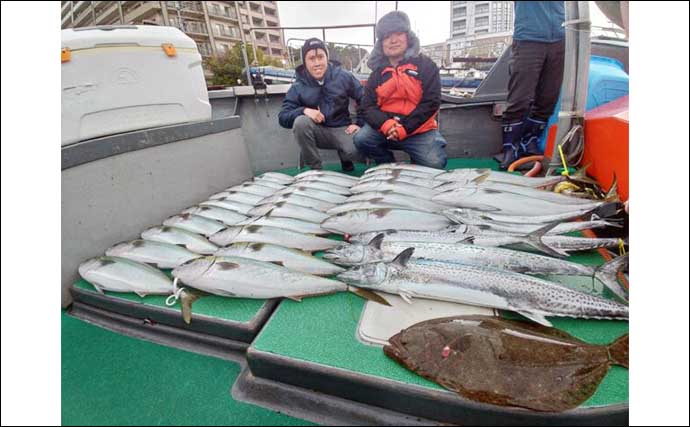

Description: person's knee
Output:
[293,115,313,134]
[353,125,377,149]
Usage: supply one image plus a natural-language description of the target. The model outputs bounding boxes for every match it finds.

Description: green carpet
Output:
[252,159,628,409]
[61,311,313,426]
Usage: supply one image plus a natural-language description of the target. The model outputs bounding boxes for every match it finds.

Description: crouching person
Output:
[278,38,364,172]
[354,11,448,169]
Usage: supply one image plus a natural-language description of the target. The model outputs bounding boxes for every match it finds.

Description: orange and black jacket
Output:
[361,54,441,141]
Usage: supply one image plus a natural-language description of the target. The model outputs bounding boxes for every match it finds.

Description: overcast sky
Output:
[277,1,616,50]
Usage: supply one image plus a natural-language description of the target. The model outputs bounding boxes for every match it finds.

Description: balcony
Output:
[208,7,238,21]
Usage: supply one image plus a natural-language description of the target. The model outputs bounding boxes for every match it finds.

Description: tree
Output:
[206,43,282,86]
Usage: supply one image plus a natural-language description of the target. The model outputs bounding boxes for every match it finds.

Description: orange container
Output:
[544,96,629,201]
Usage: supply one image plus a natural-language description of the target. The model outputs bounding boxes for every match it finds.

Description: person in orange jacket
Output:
[354,11,448,169]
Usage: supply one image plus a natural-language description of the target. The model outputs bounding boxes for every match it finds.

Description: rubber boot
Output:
[340,160,354,172]
[518,117,547,157]
[499,121,524,170]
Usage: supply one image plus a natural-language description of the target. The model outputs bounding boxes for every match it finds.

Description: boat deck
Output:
[64,159,628,425]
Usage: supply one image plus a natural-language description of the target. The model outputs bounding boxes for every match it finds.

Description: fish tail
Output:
[523,222,570,258]
[607,334,629,368]
[604,173,620,203]
[593,254,629,302]
[180,288,206,324]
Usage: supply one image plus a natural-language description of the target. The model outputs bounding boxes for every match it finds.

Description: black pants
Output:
[503,39,565,123]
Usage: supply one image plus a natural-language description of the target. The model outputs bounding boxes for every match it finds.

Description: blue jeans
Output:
[353,124,448,169]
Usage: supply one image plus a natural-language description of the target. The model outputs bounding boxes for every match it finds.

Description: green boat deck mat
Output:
[71,269,278,344]
[61,310,314,426]
[247,158,628,417]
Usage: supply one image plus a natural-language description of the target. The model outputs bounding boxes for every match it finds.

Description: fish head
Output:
[105,240,136,257]
[336,262,389,288]
[78,256,115,277]
[209,226,240,246]
[322,242,371,265]
[172,256,216,284]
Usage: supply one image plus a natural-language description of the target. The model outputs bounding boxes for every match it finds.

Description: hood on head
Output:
[367,11,421,71]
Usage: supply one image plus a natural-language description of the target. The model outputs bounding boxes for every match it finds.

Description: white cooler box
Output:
[61,25,212,145]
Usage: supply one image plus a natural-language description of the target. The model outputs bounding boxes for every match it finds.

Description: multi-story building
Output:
[60,1,285,62]
[420,42,450,68]
[448,1,513,61]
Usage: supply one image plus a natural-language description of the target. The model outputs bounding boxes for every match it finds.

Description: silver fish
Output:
[294,169,357,181]
[181,206,248,226]
[350,223,567,257]
[78,256,173,297]
[444,209,621,235]
[345,191,450,212]
[106,240,202,269]
[326,201,430,216]
[358,173,442,188]
[200,198,256,215]
[350,179,440,200]
[208,190,265,206]
[141,226,218,255]
[284,180,351,195]
[172,256,347,299]
[163,213,227,237]
[337,249,629,327]
[434,181,598,206]
[321,208,454,236]
[435,169,564,187]
[272,186,348,204]
[256,172,294,185]
[444,207,606,225]
[296,174,357,188]
[323,236,629,301]
[363,163,446,176]
[236,214,330,235]
[226,183,279,196]
[432,187,603,216]
[209,224,341,251]
[248,201,329,224]
[363,168,439,180]
[257,193,336,213]
[215,243,345,276]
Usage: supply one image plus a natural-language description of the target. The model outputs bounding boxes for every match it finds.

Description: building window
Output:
[475,16,489,27]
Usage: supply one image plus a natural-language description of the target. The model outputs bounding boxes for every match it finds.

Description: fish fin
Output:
[391,248,415,268]
[180,288,205,324]
[270,261,285,267]
[566,163,599,185]
[367,233,385,250]
[517,311,553,327]
[348,287,391,306]
[287,296,303,302]
[523,222,570,258]
[92,284,105,295]
[591,202,622,219]
[607,334,629,368]
[135,291,148,298]
[399,291,414,304]
[604,173,620,203]
[470,171,490,184]
[593,254,629,302]
[458,236,475,244]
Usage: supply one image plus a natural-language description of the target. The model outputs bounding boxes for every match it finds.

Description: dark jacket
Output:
[361,53,440,141]
[278,61,364,129]
[513,1,565,43]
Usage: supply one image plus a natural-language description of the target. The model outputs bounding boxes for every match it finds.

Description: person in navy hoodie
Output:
[498,1,566,169]
[279,38,364,171]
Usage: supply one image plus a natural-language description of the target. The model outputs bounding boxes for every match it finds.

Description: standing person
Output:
[499,1,566,170]
[354,11,448,169]
[278,38,364,172]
